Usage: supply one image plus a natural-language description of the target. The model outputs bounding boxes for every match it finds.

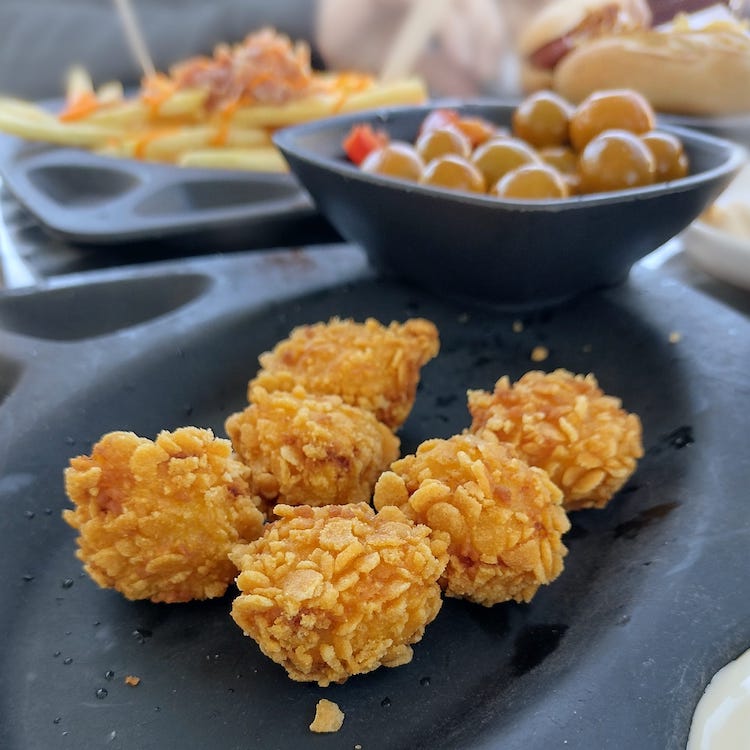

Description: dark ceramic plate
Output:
[1,245,748,749]
[274,101,746,306]
[0,133,320,246]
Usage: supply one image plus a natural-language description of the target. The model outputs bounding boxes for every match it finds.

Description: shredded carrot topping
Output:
[140,73,178,117]
[162,27,321,111]
[59,91,103,122]
[133,126,180,159]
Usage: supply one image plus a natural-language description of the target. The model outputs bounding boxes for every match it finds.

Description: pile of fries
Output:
[0,29,426,172]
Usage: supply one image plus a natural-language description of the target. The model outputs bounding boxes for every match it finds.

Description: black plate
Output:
[275,101,745,306]
[1,245,748,749]
[0,134,323,246]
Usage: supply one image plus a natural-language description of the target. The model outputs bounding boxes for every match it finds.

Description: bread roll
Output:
[553,28,750,116]
[518,0,652,92]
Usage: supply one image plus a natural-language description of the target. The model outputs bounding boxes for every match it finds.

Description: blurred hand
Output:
[315,0,506,97]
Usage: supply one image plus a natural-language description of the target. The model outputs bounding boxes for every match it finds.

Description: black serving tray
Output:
[0,134,331,247]
[0,244,748,749]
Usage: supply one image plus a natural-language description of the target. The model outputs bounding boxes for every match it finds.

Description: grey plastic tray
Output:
[0,134,327,246]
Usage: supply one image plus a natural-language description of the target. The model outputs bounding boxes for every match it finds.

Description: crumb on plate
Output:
[309,698,345,733]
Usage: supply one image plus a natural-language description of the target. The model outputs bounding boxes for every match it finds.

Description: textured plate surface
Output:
[0,245,748,750]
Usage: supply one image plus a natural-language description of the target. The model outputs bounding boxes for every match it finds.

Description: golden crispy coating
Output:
[248,317,440,430]
[230,503,447,686]
[373,433,569,606]
[468,369,643,511]
[63,427,265,603]
[225,386,400,514]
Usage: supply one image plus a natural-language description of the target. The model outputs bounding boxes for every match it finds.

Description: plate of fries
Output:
[0,29,426,245]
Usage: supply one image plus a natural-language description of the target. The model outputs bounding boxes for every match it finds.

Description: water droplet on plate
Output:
[132,628,153,644]
[95,688,108,700]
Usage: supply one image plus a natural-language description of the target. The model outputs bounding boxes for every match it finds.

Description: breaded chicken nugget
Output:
[63,427,265,603]
[225,385,400,513]
[373,433,569,607]
[230,503,447,686]
[249,317,440,430]
[468,369,643,511]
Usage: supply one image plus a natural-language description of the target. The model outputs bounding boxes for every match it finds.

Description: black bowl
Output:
[274,101,746,306]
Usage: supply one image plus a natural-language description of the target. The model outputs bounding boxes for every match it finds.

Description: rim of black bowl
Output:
[273,99,748,212]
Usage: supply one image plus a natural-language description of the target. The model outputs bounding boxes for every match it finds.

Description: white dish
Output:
[683,164,750,292]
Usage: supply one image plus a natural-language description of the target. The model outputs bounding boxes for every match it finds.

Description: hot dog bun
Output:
[518,0,652,92]
[553,27,750,115]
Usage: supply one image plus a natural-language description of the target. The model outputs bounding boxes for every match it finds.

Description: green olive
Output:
[577,129,656,194]
[569,89,656,152]
[415,126,471,163]
[512,90,573,148]
[470,137,540,187]
[360,141,425,181]
[641,131,689,182]
[419,154,486,193]
[491,164,570,200]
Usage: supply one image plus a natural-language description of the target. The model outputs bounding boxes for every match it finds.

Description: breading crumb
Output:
[530,345,549,362]
[309,698,345,733]
[669,331,682,344]
[124,675,140,686]
[512,320,524,333]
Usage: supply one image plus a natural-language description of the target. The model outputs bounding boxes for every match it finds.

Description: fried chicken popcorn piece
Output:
[373,433,569,607]
[225,385,400,513]
[63,427,265,603]
[249,317,440,430]
[467,369,644,511]
[229,503,447,686]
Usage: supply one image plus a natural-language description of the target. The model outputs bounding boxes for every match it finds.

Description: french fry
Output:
[338,77,427,113]
[97,81,125,104]
[231,96,338,128]
[0,30,428,173]
[0,98,57,123]
[178,146,289,172]
[65,65,94,100]
[153,88,208,119]
[135,125,271,161]
[0,101,119,147]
